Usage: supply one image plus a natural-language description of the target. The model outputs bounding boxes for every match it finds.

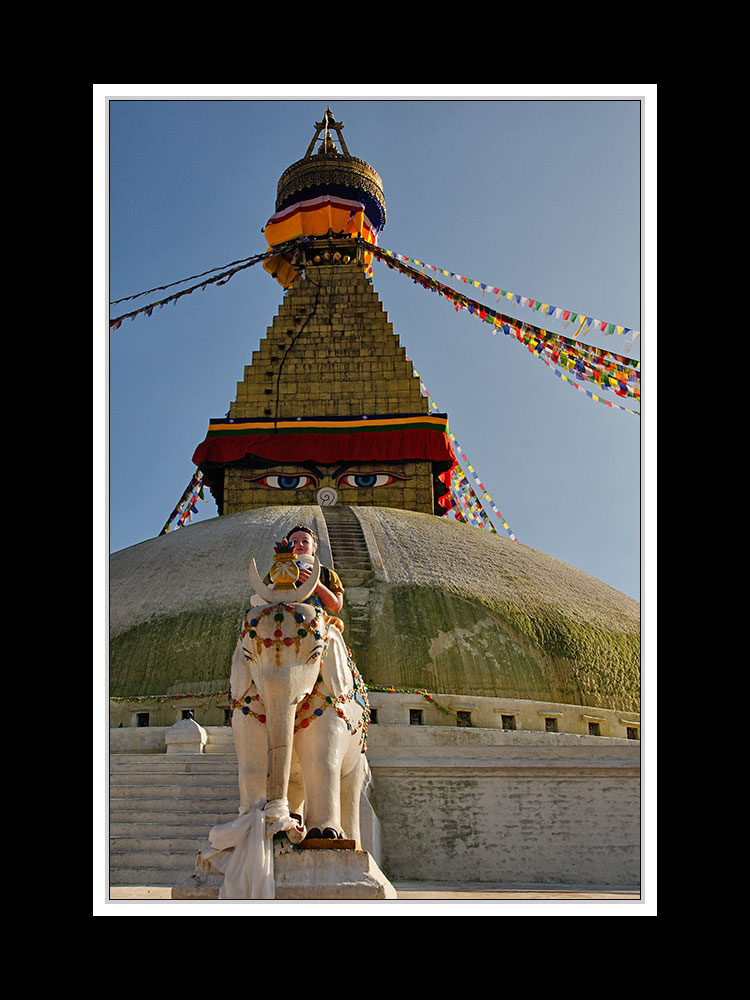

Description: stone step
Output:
[110,819,236,837]
[109,774,237,799]
[111,772,238,787]
[110,759,238,773]
[110,808,237,824]
[338,574,373,587]
[111,835,209,853]
[110,867,195,886]
[109,809,237,826]
[205,730,233,743]
[110,797,239,815]
[110,760,237,773]
[110,753,237,768]
[111,849,203,869]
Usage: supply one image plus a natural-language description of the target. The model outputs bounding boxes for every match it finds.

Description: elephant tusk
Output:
[248,556,322,605]
[248,559,277,605]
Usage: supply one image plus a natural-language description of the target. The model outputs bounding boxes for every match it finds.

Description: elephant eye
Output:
[246,474,318,490]
[337,473,407,488]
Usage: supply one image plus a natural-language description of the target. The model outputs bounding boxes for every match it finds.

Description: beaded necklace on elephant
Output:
[231,608,370,748]
[240,603,327,668]
[229,671,369,750]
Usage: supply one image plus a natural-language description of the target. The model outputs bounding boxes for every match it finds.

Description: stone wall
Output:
[366,726,640,886]
[109,691,640,740]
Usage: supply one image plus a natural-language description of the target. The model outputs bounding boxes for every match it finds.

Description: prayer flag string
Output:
[369,244,640,416]
[109,250,287,306]
[408,357,518,541]
[109,241,305,330]
[160,472,208,536]
[375,247,640,349]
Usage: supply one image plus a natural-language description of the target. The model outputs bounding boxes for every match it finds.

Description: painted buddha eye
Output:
[338,473,404,488]
[247,474,317,490]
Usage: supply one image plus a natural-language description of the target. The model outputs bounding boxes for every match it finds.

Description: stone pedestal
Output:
[164,718,207,754]
[172,838,396,900]
[275,845,396,899]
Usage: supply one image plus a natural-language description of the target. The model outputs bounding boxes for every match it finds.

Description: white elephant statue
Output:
[200,554,371,897]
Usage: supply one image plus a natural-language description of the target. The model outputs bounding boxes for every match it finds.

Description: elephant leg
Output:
[340,754,366,846]
[287,750,305,824]
[295,714,349,838]
[232,715,306,816]
[231,713,268,810]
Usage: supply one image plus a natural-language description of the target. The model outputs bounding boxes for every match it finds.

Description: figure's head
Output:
[285,525,318,557]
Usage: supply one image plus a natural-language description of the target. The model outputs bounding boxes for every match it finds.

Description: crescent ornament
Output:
[248,555,321,605]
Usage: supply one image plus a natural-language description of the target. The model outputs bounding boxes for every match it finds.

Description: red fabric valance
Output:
[192,427,456,470]
[192,414,458,512]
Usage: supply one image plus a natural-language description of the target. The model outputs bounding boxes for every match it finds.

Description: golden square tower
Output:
[192,109,457,518]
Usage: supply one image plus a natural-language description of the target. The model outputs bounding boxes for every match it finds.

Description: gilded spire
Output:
[303,106,350,159]
[274,109,386,232]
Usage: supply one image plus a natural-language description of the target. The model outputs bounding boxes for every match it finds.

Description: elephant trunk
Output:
[264,693,298,807]
[259,664,322,810]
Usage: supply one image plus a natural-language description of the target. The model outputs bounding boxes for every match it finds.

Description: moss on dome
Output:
[109,506,639,711]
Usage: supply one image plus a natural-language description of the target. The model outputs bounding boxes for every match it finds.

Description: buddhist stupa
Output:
[110,109,640,722]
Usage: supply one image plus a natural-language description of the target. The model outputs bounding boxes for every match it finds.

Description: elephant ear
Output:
[248,556,321,605]
[320,629,352,699]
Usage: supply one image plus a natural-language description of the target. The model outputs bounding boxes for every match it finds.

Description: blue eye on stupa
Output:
[338,472,404,488]
[249,474,317,490]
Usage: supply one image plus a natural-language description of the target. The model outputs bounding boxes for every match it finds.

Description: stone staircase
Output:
[109,731,239,886]
[321,506,374,644]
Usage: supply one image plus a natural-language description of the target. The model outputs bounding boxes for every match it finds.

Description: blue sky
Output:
[102,87,652,602]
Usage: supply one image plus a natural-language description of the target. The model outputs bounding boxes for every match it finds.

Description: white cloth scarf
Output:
[202,798,305,899]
